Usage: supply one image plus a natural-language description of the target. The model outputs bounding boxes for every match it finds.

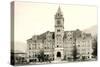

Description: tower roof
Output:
[56,6,62,15]
[55,6,64,19]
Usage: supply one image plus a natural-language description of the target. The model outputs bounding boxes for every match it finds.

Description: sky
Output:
[14,1,97,52]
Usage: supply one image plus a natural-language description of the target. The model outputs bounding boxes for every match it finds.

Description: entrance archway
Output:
[57,52,61,57]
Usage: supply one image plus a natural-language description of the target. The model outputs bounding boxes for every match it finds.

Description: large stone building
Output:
[27,7,93,62]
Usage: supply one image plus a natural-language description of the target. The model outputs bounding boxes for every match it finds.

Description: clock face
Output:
[57,20,60,24]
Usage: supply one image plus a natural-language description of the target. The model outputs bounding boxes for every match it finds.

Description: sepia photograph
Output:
[11,1,97,65]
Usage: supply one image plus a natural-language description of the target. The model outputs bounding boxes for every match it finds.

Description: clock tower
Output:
[54,6,64,61]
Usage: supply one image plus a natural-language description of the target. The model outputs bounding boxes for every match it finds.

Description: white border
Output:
[0,0,99,67]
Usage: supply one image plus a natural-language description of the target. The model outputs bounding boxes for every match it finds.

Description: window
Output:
[88,56,89,58]
[35,54,37,57]
[57,29,60,32]
[70,37,72,39]
[57,45,59,47]
[45,47,46,49]
[56,34,61,37]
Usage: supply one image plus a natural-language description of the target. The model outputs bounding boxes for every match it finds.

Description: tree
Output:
[73,45,77,61]
[38,50,44,62]
[92,37,97,59]
[82,56,85,61]
[44,55,49,62]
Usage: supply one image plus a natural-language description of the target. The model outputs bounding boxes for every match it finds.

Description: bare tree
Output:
[73,45,77,61]
[92,36,97,59]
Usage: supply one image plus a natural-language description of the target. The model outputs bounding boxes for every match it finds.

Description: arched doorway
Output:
[57,52,61,57]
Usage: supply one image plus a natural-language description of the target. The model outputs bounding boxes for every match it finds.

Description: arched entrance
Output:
[57,52,61,57]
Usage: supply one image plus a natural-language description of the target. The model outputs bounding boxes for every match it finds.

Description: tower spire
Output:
[57,5,62,14]
[55,5,64,19]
